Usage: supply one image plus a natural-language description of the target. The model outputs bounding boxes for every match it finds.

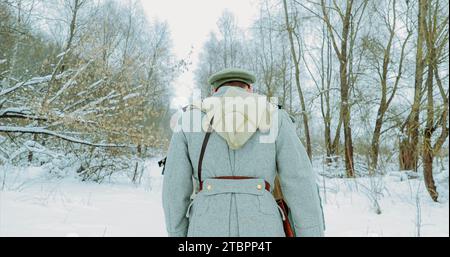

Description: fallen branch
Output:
[0,126,134,148]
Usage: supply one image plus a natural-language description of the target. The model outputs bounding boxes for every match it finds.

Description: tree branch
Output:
[0,126,133,148]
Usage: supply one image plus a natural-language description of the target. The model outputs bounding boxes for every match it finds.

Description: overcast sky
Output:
[140,0,259,107]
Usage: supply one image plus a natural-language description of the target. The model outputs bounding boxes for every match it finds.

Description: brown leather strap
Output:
[197,116,271,193]
[199,176,271,192]
[276,199,295,237]
[198,116,214,191]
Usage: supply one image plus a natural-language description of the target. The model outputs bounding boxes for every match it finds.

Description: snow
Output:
[87,79,105,90]
[321,177,449,236]
[56,49,70,59]
[0,107,33,116]
[123,93,140,100]
[0,158,448,237]
[0,72,70,97]
[0,160,166,236]
[71,91,120,116]
[47,60,93,104]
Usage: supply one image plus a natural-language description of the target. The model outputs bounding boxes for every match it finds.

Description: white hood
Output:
[194,86,277,149]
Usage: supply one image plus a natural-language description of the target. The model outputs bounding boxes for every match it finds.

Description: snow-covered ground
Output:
[0,159,448,237]
[0,160,166,237]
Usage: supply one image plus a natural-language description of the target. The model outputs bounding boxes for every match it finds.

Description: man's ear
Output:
[247,85,253,93]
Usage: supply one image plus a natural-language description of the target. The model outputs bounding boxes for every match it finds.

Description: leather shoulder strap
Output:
[197,116,214,191]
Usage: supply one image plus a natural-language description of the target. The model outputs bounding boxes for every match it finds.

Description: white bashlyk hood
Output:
[193,87,277,149]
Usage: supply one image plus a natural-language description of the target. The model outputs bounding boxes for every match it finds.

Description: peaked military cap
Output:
[207,68,256,90]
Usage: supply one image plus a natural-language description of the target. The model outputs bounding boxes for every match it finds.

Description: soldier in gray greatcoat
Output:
[162,68,325,237]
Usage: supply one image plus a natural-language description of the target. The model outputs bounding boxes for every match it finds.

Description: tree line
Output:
[194,0,448,201]
[0,0,183,183]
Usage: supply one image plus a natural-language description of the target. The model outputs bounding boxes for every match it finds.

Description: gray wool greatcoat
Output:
[162,89,325,237]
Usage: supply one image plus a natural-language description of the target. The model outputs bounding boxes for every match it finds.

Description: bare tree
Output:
[0,0,181,182]
[195,11,247,97]
[421,0,448,201]
[301,20,342,163]
[283,0,312,159]
[320,0,369,177]
[364,0,412,174]
[399,0,428,171]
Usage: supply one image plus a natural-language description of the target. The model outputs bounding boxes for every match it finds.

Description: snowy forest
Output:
[0,0,181,184]
[0,0,448,237]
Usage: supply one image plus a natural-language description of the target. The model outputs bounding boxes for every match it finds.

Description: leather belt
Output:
[197,117,271,193]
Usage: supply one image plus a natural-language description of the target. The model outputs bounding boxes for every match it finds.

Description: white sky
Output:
[140,0,259,108]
